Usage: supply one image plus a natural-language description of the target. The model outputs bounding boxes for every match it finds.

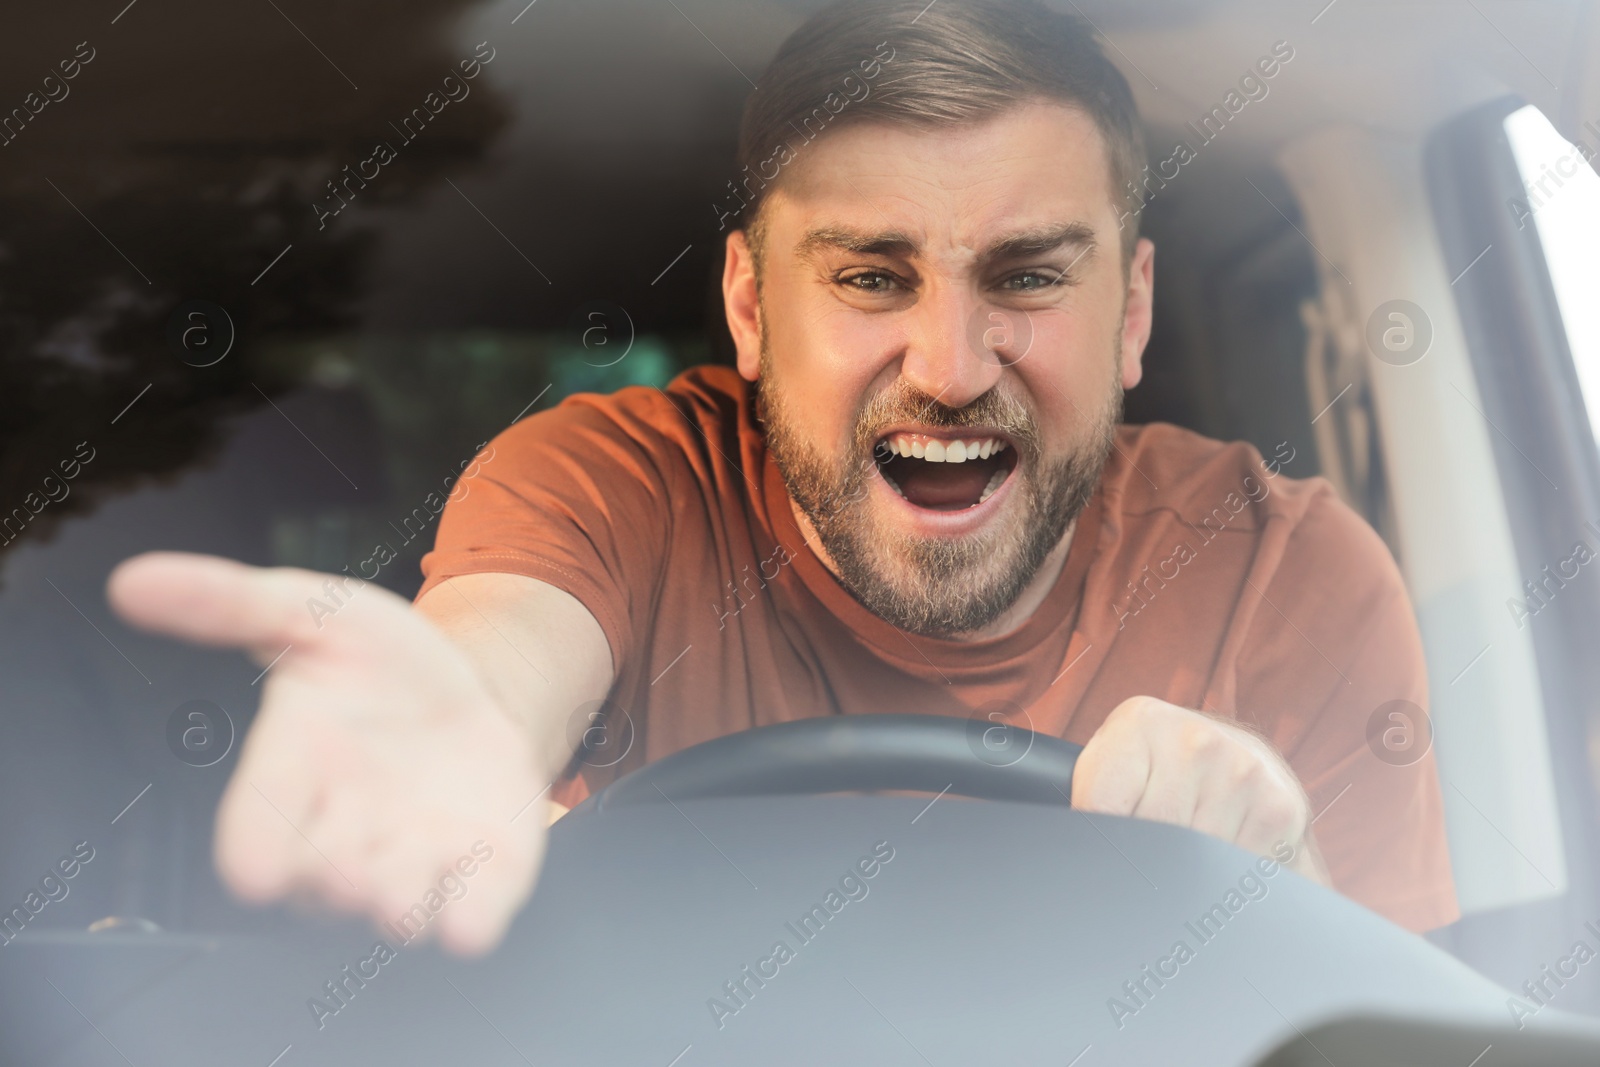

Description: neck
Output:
[788,500,1078,642]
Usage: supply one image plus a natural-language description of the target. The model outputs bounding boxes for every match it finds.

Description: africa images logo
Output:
[312,41,497,230]
[1106,840,1298,1030]
[1114,40,1295,232]
[0,841,96,947]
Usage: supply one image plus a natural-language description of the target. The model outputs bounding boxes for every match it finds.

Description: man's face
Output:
[724,100,1155,636]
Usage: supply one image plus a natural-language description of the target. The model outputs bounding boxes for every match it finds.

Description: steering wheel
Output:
[586,712,1083,810]
[11,711,1600,1066]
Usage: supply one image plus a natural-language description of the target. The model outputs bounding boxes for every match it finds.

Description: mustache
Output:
[851,383,1041,459]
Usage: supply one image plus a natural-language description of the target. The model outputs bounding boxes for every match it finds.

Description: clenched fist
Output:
[1072,696,1329,882]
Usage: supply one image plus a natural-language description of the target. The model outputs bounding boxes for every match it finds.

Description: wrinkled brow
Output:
[795,226,916,259]
[986,222,1097,262]
[795,222,1097,264]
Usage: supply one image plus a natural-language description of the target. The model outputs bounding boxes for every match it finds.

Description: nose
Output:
[897,286,1006,410]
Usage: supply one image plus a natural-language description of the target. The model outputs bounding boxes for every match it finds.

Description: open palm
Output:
[108,552,550,955]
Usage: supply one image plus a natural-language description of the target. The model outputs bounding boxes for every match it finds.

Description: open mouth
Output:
[872,431,1019,511]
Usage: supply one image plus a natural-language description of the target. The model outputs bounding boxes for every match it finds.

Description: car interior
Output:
[3,0,1600,1063]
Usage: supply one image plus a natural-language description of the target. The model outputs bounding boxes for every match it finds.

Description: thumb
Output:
[107,551,339,654]
[1069,699,1154,815]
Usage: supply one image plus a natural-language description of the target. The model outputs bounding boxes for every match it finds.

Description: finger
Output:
[1188,769,1251,846]
[1070,725,1152,815]
[1235,780,1307,858]
[357,828,507,953]
[107,552,320,653]
[361,821,472,934]
[1131,699,1248,830]
[1130,762,1202,828]
[294,787,385,916]
[435,831,544,956]
[213,703,325,904]
[1219,732,1308,856]
[107,551,425,663]
[1135,720,1233,831]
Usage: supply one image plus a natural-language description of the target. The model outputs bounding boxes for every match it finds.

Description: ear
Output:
[1119,237,1156,390]
[723,229,762,382]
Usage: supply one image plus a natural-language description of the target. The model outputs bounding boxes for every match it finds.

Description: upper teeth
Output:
[880,433,1007,463]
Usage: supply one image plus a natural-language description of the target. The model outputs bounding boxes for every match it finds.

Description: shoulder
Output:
[484,364,751,481]
[1105,422,1326,534]
[1103,423,1400,601]
[1111,425,1408,627]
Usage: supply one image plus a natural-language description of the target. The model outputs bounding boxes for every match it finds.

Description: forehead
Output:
[766,101,1117,250]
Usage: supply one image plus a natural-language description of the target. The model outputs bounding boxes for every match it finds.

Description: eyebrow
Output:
[988,222,1097,261]
[795,221,1097,264]
[796,226,916,259]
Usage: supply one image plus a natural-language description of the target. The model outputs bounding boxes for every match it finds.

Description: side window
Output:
[1505,106,1600,453]
[1420,97,1600,997]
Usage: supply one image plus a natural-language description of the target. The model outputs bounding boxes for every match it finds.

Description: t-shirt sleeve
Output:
[1233,486,1459,933]
[415,389,688,676]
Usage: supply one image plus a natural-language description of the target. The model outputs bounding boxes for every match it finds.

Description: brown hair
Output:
[731,0,1147,270]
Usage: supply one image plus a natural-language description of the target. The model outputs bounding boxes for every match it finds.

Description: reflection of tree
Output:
[256,332,690,597]
[0,0,510,563]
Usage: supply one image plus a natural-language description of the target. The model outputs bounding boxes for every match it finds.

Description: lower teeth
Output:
[976,468,1007,505]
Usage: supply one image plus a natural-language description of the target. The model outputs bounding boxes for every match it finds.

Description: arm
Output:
[108,554,613,955]
[414,572,615,794]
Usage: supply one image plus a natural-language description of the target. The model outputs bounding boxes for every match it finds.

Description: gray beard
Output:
[759,369,1121,637]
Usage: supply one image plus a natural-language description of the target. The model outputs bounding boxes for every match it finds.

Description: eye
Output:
[837,270,903,293]
[998,269,1069,292]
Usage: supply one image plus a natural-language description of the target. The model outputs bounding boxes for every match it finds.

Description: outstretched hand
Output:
[108,552,553,955]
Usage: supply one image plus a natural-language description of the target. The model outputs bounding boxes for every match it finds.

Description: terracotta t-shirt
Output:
[417,365,1458,932]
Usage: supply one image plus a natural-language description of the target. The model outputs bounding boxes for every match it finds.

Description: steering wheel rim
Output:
[586,713,1082,811]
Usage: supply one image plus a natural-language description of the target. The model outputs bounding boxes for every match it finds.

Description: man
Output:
[107,0,1456,955]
